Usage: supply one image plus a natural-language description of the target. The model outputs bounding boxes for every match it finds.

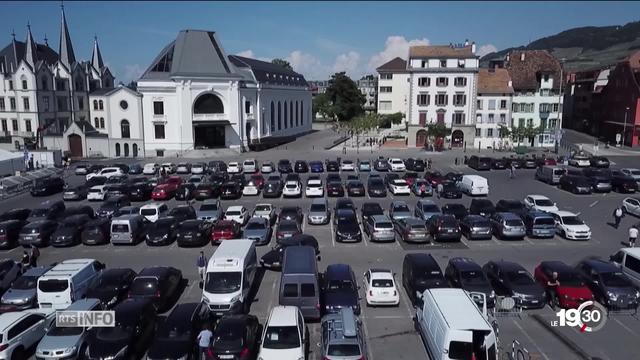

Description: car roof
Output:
[495,212,523,220]
[166,302,200,324]
[418,199,437,205]
[539,261,574,273]
[371,215,391,222]
[619,248,640,257]
[449,257,481,271]
[326,264,353,279]
[369,269,393,279]
[138,266,173,277]
[405,253,439,268]
[22,265,52,277]
[549,210,576,217]
[267,306,298,326]
[581,258,619,272]
[226,206,245,211]
[490,260,526,272]
[391,201,409,207]
[114,298,153,316]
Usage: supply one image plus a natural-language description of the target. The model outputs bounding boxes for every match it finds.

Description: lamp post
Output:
[623,106,630,147]
[554,58,566,154]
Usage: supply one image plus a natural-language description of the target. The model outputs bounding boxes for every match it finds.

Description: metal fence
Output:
[493,296,522,317]
[0,167,63,199]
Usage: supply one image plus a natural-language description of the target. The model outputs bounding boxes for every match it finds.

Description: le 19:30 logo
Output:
[551,301,607,333]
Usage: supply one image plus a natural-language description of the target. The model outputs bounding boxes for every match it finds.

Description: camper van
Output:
[279,246,321,320]
[201,240,257,316]
[415,288,498,360]
[37,259,105,310]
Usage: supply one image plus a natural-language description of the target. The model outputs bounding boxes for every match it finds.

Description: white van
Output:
[243,158,257,174]
[140,203,169,222]
[202,240,257,316]
[610,248,640,288]
[415,288,498,360]
[37,259,105,310]
[458,175,489,196]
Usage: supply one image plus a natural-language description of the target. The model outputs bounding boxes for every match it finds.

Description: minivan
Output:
[279,246,321,320]
[202,240,257,316]
[458,175,489,196]
[610,248,640,289]
[467,156,492,171]
[110,214,146,244]
[139,203,169,223]
[37,259,105,310]
[535,166,565,185]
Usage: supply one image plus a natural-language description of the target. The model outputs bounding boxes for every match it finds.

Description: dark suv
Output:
[402,253,447,306]
[322,264,360,315]
[445,257,495,308]
[483,260,546,309]
[30,177,65,196]
[576,258,639,311]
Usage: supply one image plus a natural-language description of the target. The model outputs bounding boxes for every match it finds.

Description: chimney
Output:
[508,80,513,88]
[464,39,469,46]
[520,52,525,61]
[471,42,476,54]
[506,54,510,62]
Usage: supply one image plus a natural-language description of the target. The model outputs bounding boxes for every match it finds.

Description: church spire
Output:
[58,4,76,68]
[25,23,38,67]
[91,35,104,70]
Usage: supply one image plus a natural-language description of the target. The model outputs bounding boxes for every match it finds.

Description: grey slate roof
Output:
[74,121,108,138]
[0,41,59,74]
[228,55,307,86]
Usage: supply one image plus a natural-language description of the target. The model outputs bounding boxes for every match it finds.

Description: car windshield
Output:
[11,275,37,290]
[561,216,583,225]
[199,204,218,211]
[205,272,241,293]
[246,221,266,230]
[422,204,439,212]
[394,205,410,212]
[363,204,383,213]
[285,184,298,189]
[255,205,271,212]
[460,271,489,286]
[38,279,69,292]
[534,217,555,225]
[262,326,300,349]
[150,219,174,229]
[140,208,158,216]
[377,221,393,229]
[630,170,640,176]
[505,220,523,227]
[89,273,123,290]
[310,204,326,212]
[179,221,201,230]
[372,279,394,287]
[96,325,132,341]
[328,344,361,356]
[556,272,585,287]
[212,324,244,349]
[507,271,535,285]
[226,211,241,216]
[601,272,632,287]
[535,199,554,206]
[328,279,354,291]
[130,278,158,295]
[47,325,84,337]
[279,222,299,232]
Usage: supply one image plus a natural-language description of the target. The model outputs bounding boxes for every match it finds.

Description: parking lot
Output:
[3,150,640,360]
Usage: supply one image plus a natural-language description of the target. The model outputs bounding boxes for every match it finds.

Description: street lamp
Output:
[623,106,630,147]
[554,58,566,154]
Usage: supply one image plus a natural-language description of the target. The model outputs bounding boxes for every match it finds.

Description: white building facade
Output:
[475,68,513,149]
[376,57,409,117]
[137,30,311,157]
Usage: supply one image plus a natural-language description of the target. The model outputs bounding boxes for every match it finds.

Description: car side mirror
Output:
[198,281,204,289]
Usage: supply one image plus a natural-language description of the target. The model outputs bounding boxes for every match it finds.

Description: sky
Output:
[2,1,640,82]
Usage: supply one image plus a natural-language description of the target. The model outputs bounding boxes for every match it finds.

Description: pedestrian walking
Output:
[197,324,213,360]
[29,245,39,267]
[613,207,624,229]
[427,158,432,170]
[509,164,516,179]
[197,251,207,283]
[437,182,443,199]
[21,251,30,268]
[419,182,426,197]
[454,157,458,166]
[629,226,638,248]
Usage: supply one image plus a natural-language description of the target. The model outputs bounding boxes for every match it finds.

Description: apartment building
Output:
[475,68,513,149]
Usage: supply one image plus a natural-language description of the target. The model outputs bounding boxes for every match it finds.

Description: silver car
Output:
[243,217,272,245]
[36,299,102,360]
[253,203,276,225]
[308,198,330,225]
[389,201,412,222]
[0,259,22,295]
[364,215,395,242]
[320,308,367,360]
[490,212,526,240]
[197,199,222,222]
[0,266,51,311]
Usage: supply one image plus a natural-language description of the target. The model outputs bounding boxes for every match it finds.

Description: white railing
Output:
[192,113,227,121]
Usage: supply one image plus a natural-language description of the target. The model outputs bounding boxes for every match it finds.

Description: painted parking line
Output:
[330,220,336,247]
[359,312,376,360]
[589,200,599,207]
[459,237,469,248]
[523,237,536,245]
[511,319,551,360]
[613,317,640,337]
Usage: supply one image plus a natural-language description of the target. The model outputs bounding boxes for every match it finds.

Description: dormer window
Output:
[440,60,447,68]
[421,60,427,68]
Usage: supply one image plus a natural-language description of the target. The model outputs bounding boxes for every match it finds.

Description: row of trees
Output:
[498,124,546,147]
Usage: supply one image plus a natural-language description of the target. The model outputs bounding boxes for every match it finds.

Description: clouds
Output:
[236,50,255,58]
[122,64,144,83]
[476,44,498,57]
[367,36,430,72]
[333,51,361,74]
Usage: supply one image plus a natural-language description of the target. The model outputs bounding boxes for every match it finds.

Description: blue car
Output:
[310,161,324,173]
[322,264,360,315]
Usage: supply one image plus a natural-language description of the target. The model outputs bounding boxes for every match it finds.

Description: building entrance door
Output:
[194,124,226,148]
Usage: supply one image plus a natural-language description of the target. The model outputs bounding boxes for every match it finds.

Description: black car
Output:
[27,201,65,222]
[469,199,496,217]
[220,181,243,200]
[294,160,309,173]
[0,220,26,249]
[326,181,345,197]
[444,172,464,183]
[581,168,612,193]
[402,253,447,306]
[279,206,304,224]
[384,173,400,186]
[322,264,360,315]
[19,220,58,247]
[467,156,491,171]
[85,175,107,188]
[104,183,129,198]
[459,215,492,240]
[61,205,96,220]
[503,157,523,169]
[50,214,91,247]
[373,158,389,172]
[611,170,638,193]
[446,257,495,308]
[175,183,196,201]
[0,208,31,222]
[590,156,610,168]
[209,314,261,360]
[260,234,320,270]
[367,178,387,197]
[491,158,507,170]
[129,266,183,311]
[128,181,154,201]
[81,217,111,245]
[230,174,247,189]
[176,219,213,247]
[277,159,293,173]
[263,176,283,198]
[495,199,528,219]
[559,175,592,194]
[361,202,384,223]
[86,268,137,308]
[441,203,468,221]
[62,185,88,201]
[346,180,366,196]
[30,177,65,196]
[167,205,197,223]
[576,258,639,310]
[147,302,211,360]
[145,217,179,246]
[440,181,462,199]
[335,198,356,213]
[128,163,144,175]
[86,298,156,360]
[426,215,461,242]
[194,182,221,200]
[326,160,340,172]
[96,195,131,218]
[483,260,546,309]
[335,209,361,243]
[405,158,425,172]
[208,160,228,174]
[275,220,302,242]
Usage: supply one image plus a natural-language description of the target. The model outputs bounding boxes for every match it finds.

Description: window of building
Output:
[25,119,31,133]
[488,114,495,123]
[153,101,164,115]
[418,77,430,87]
[453,94,466,106]
[93,100,98,110]
[277,101,282,130]
[380,86,392,93]
[283,101,288,129]
[77,97,84,110]
[476,114,483,123]
[154,124,165,139]
[436,77,448,87]
[0,99,4,110]
[55,79,65,91]
[454,77,467,87]
[487,129,494,137]
[115,143,121,157]
[421,60,427,68]
[488,100,496,110]
[527,119,533,127]
[1,119,6,132]
[11,119,18,131]
[452,113,465,125]
[9,98,16,110]
[244,100,251,114]
[100,118,105,128]
[270,102,275,132]
[121,120,130,138]
[540,119,547,130]
[475,128,481,137]
[440,59,447,68]
[380,74,392,80]
[553,103,560,112]
[75,77,84,91]
[379,101,392,111]
[499,114,506,124]
[512,102,518,113]
[56,97,67,111]
[419,112,427,126]
[500,100,507,109]
[41,78,48,90]
[518,118,525,127]
[98,100,103,110]
[477,99,483,110]
[300,101,304,126]
[295,101,299,126]
[22,80,27,90]
[42,96,49,111]
[549,119,557,129]
[156,149,164,157]
[539,103,551,113]
[290,102,294,128]
[458,59,465,68]
[94,117,99,128]
[417,94,430,106]
[8,81,13,90]
[23,98,29,111]
[435,94,447,106]
[120,100,128,110]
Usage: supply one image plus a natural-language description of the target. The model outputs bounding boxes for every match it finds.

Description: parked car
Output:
[225,206,249,225]
[441,203,468,221]
[363,215,396,242]
[568,153,591,167]
[309,161,324,173]
[534,261,593,309]
[495,200,528,219]
[294,160,309,173]
[263,176,283,198]
[340,160,356,172]
[193,182,220,200]
[27,201,65,222]
[127,181,154,201]
[334,209,361,243]
[395,217,429,243]
[0,208,30,222]
[469,199,496,218]
[31,177,65,196]
[358,159,372,172]
[522,211,556,238]
[576,258,639,311]
[373,158,389,172]
[147,302,210,360]
[389,201,412,221]
[581,168,612,193]
[243,217,272,245]
[0,308,56,360]
[388,179,411,195]
[0,260,23,295]
[363,268,400,306]
[176,163,192,174]
[489,212,526,240]
[445,257,495,308]
[282,180,302,198]
[211,220,242,244]
[191,162,207,174]
[611,170,638,193]
[86,166,124,181]
[360,202,384,224]
[414,199,441,221]
[440,181,463,198]
[209,314,261,360]
[411,178,433,197]
[81,217,112,245]
[405,158,426,172]
[260,161,275,174]
[402,253,447,306]
[253,203,277,225]
[257,306,307,360]
[308,198,330,225]
[176,219,213,247]
[387,158,406,172]
[0,266,51,312]
[145,216,179,246]
[86,268,137,308]
[143,163,160,175]
[305,177,324,197]
[276,219,302,242]
[19,220,58,247]
[590,156,610,168]
[96,195,130,218]
[129,266,183,311]
[0,220,26,249]
[491,158,507,170]
[279,206,304,224]
[346,179,366,197]
[367,177,386,197]
[260,234,320,270]
[62,185,88,201]
[220,181,243,200]
[50,214,91,247]
[426,215,461,242]
[326,180,345,197]
[322,264,360,315]
[277,159,293,173]
[152,177,182,200]
[467,156,492,171]
[459,215,492,240]
[549,210,591,240]
[326,160,340,172]
[523,194,558,212]
[483,260,546,309]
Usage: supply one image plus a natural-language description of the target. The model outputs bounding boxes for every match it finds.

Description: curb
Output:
[530,314,592,360]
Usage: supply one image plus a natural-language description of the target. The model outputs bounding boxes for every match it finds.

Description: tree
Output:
[426,122,452,151]
[325,72,365,122]
[271,58,292,70]
[312,93,334,120]
[523,124,543,147]
[378,112,404,128]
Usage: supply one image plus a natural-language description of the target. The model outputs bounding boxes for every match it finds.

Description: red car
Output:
[424,171,445,187]
[534,261,594,309]
[250,174,265,189]
[151,176,183,200]
[211,220,241,244]
[402,172,419,187]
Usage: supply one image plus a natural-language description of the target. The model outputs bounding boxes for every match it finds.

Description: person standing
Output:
[21,251,30,268]
[629,226,638,248]
[197,251,207,283]
[29,245,39,267]
[509,164,516,179]
[613,207,624,229]
[427,158,432,170]
[436,182,444,199]
[197,324,213,360]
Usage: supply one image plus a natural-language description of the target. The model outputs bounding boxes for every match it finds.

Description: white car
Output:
[176,163,191,174]
[191,163,206,174]
[0,308,55,360]
[87,185,107,201]
[387,158,406,172]
[523,195,559,212]
[364,269,400,306]
[161,162,176,174]
[340,160,355,171]
[549,210,591,240]
[243,159,258,173]
[389,179,410,195]
[143,163,159,175]
[86,167,123,181]
[243,181,260,196]
[568,155,590,167]
[74,165,89,175]
[622,168,640,185]
[225,205,249,225]
[258,306,307,360]
[227,162,243,174]
[253,203,276,224]
[622,197,640,217]
[261,162,275,174]
[282,181,302,197]
[305,178,324,197]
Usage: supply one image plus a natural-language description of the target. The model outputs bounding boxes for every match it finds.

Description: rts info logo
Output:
[550,301,607,333]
